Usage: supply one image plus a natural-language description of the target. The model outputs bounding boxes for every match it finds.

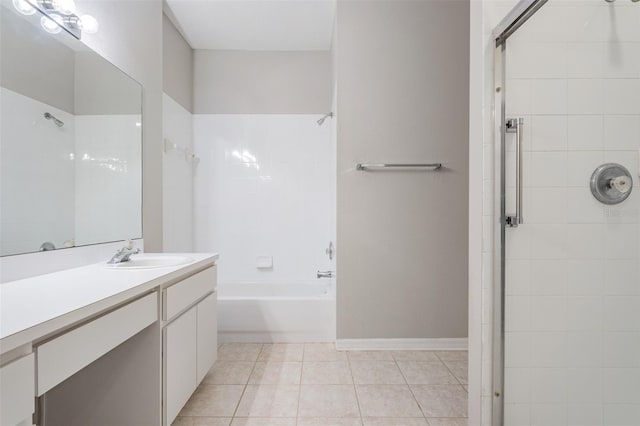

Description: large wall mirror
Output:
[1,4,142,257]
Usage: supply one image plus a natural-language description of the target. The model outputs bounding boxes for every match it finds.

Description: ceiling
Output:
[165,0,336,51]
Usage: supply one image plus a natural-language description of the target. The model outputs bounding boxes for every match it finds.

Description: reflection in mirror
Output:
[0,4,143,256]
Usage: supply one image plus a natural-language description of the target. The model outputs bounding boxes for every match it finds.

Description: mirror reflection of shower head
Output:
[317,112,333,126]
[44,112,64,127]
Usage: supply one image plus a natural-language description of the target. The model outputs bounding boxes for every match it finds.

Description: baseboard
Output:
[335,338,468,351]
[218,331,335,344]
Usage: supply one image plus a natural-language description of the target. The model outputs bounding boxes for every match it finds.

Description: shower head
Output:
[317,112,333,126]
[44,112,64,127]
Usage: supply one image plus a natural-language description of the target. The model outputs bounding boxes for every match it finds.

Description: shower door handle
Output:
[506,117,524,227]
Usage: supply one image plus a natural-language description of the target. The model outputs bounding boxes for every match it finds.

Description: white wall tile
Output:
[507,43,567,79]
[525,188,568,224]
[567,187,605,224]
[530,369,567,404]
[530,332,567,367]
[506,332,533,368]
[566,151,604,187]
[566,331,603,367]
[566,259,604,296]
[567,115,603,151]
[531,115,568,152]
[505,295,532,332]
[566,296,603,331]
[603,368,640,404]
[603,43,640,79]
[567,224,605,259]
[530,152,567,188]
[504,403,531,426]
[604,115,640,151]
[566,43,605,79]
[530,259,567,295]
[531,296,567,331]
[604,79,640,114]
[528,225,568,259]
[568,79,604,115]
[604,259,639,295]
[567,368,603,403]
[604,332,640,368]
[604,296,640,331]
[568,404,603,426]
[604,404,640,426]
[504,368,532,404]
[531,80,567,115]
[505,259,532,295]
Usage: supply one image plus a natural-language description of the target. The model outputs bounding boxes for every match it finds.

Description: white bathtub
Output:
[217,282,336,343]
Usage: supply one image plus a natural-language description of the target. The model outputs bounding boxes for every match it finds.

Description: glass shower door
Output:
[496,1,640,425]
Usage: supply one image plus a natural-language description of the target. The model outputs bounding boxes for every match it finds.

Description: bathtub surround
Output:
[335,1,470,345]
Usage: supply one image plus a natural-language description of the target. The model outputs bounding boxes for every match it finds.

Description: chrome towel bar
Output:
[355,163,442,171]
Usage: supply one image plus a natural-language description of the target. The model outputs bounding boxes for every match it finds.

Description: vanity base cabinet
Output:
[196,292,217,384]
[0,353,35,426]
[163,266,218,425]
[164,307,197,425]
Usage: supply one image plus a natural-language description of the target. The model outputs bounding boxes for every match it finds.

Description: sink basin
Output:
[105,255,194,269]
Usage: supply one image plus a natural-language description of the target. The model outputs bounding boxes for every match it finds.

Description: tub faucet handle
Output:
[317,270,334,279]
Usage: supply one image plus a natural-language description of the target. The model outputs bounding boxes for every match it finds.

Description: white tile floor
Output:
[174,343,468,426]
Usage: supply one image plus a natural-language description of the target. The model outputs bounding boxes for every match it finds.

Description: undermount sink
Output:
[105,255,194,269]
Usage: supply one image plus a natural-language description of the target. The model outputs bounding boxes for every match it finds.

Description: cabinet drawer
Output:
[37,292,158,396]
[164,266,216,321]
[0,353,34,426]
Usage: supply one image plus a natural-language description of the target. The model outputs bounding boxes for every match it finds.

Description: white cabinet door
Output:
[0,353,34,426]
[164,307,197,425]
[196,292,217,384]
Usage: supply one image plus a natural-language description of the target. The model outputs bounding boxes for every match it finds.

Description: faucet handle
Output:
[123,239,134,250]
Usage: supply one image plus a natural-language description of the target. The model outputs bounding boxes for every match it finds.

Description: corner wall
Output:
[335,0,470,342]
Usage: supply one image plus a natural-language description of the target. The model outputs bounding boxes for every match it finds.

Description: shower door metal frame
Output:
[491,0,548,424]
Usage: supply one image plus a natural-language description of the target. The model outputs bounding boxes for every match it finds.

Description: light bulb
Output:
[52,0,75,15]
[41,15,63,34]
[12,0,36,15]
[78,14,98,34]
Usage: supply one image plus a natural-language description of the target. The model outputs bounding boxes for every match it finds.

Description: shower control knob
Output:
[610,176,631,194]
[590,163,633,205]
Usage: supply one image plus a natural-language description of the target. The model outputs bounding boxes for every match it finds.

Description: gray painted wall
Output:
[74,52,142,115]
[1,10,76,114]
[193,50,332,114]
[78,0,164,252]
[336,0,469,339]
[163,13,194,112]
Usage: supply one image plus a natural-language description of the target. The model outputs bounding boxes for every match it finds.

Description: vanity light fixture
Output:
[41,14,63,34]
[12,0,36,15]
[13,0,98,38]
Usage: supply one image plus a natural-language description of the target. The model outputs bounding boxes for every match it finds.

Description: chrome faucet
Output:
[107,240,141,264]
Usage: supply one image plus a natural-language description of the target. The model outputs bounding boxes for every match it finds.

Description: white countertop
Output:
[0,253,218,355]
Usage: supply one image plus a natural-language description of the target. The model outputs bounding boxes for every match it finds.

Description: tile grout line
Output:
[345,350,365,425]
[230,343,263,421]
[394,351,429,421]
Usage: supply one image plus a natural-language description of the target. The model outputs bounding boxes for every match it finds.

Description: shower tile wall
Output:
[193,115,335,286]
[0,88,75,255]
[502,1,640,425]
[162,93,194,252]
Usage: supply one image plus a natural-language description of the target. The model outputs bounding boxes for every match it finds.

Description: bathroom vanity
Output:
[0,253,219,426]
